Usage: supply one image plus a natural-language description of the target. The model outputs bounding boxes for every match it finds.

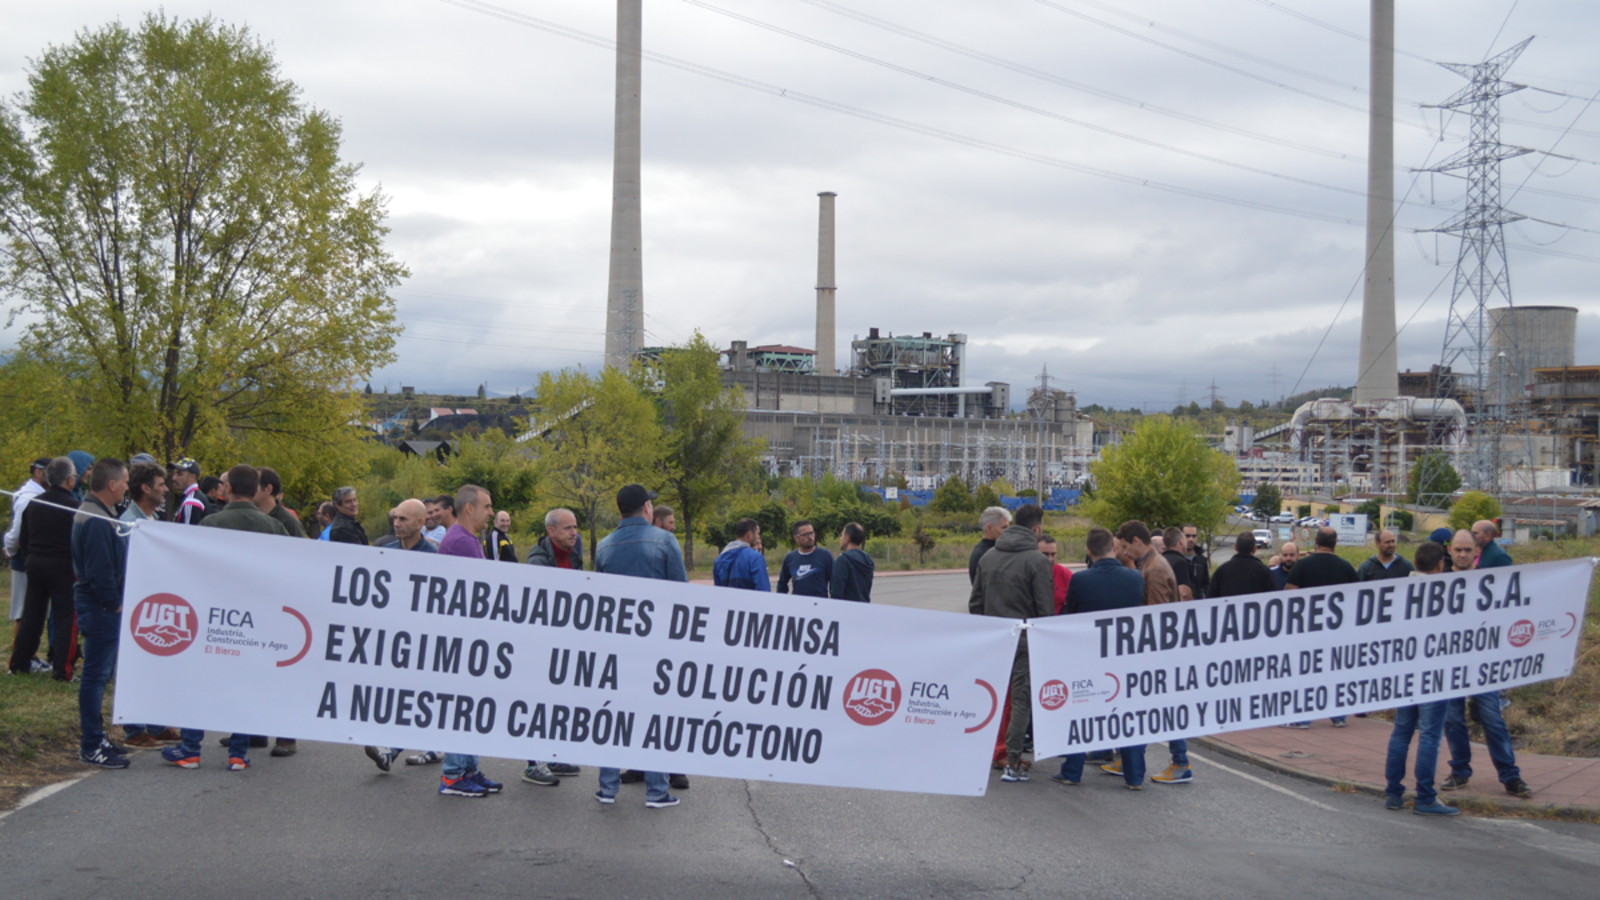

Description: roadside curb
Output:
[1192,736,1600,822]
[0,771,93,821]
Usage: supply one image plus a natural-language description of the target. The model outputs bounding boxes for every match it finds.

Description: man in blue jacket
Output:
[72,458,131,769]
[713,518,770,591]
[1053,526,1148,789]
[593,484,685,808]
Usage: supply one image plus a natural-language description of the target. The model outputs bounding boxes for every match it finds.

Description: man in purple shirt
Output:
[434,485,502,798]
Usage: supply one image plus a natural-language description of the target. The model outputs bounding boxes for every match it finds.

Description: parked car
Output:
[1270,513,1295,524]
[1252,528,1273,548]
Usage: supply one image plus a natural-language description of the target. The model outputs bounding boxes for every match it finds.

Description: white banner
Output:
[1030,558,1595,757]
[116,521,1020,795]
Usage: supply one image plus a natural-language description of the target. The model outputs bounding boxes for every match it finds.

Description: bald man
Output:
[1472,520,1512,569]
[392,499,436,553]
[1270,541,1300,591]
[1439,530,1531,799]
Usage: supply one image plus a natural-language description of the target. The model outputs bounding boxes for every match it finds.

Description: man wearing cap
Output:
[5,459,50,637]
[593,484,685,808]
[170,459,207,525]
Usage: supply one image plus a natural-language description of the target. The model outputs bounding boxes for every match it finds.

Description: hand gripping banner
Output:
[1028,558,1595,758]
[116,521,1021,795]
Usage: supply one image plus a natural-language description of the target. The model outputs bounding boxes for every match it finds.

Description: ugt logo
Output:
[1508,620,1535,648]
[843,669,901,725]
[130,593,197,656]
[1038,680,1069,711]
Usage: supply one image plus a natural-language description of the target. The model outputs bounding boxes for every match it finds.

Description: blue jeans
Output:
[1385,702,1446,805]
[1445,692,1521,783]
[1168,739,1188,766]
[443,753,479,779]
[179,728,250,759]
[598,767,670,802]
[1057,746,1146,786]
[75,603,119,752]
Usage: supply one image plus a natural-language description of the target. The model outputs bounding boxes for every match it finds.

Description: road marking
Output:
[0,772,94,822]
[1466,818,1600,867]
[1190,753,1340,812]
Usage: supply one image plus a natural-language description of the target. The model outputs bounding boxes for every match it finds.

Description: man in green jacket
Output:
[1473,520,1513,568]
[969,504,1054,784]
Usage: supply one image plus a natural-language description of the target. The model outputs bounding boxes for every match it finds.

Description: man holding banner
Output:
[1441,531,1532,799]
[433,485,504,798]
[1052,527,1146,789]
[1384,541,1457,816]
[970,504,1054,784]
[593,483,684,809]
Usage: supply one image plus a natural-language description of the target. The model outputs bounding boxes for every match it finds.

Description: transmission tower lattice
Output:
[1421,38,1532,500]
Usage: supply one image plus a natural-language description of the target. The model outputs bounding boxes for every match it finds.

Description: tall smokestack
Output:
[1356,0,1399,402]
[604,0,644,370]
[815,191,837,376]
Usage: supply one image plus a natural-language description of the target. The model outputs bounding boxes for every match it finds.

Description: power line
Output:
[1031,0,1430,125]
[1243,0,1436,64]
[441,0,1370,228]
[1061,0,1377,92]
[790,0,1367,164]
[683,0,1367,199]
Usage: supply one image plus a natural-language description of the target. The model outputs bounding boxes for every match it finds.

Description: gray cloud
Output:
[3,0,1597,407]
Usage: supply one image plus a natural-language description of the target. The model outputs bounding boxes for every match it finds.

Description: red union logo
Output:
[1508,620,1535,648]
[130,593,197,656]
[1039,679,1069,711]
[843,669,901,725]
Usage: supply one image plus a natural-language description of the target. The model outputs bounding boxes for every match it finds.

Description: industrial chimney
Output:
[1355,0,1399,402]
[603,0,644,370]
[815,191,837,376]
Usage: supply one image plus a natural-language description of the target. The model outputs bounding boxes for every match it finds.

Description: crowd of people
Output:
[2,454,1533,812]
[962,503,1530,812]
[4,451,888,810]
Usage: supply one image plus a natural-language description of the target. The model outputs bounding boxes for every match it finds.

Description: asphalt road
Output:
[3,571,1597,899]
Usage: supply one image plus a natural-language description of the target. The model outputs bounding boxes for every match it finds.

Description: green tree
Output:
[438,430,539,519]
[1448,491,1503,532]
[1408,452,1462,507]
[930,475,973,514]
[0,15,404,466]
[642,333,762,569]
[1250,483,1282,518]
[530,366,662,554]
[973,482,1003,511]
[1083,416,1239,532]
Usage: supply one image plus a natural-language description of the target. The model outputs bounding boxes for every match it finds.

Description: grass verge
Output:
[0,568,109,810]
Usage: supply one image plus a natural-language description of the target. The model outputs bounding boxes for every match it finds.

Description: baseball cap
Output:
[172,458,201,476]
[616,483,658,513]
[30,458,50,471]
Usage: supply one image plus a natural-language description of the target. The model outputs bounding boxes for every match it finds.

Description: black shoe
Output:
[669,773,689,790]
[249,736,270,749]
[1504,777,1532,798]
[1439,774,1469,792]
[619,769,645,784]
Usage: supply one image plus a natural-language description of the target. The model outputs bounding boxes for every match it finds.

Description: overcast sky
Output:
[4,1,1598,409]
